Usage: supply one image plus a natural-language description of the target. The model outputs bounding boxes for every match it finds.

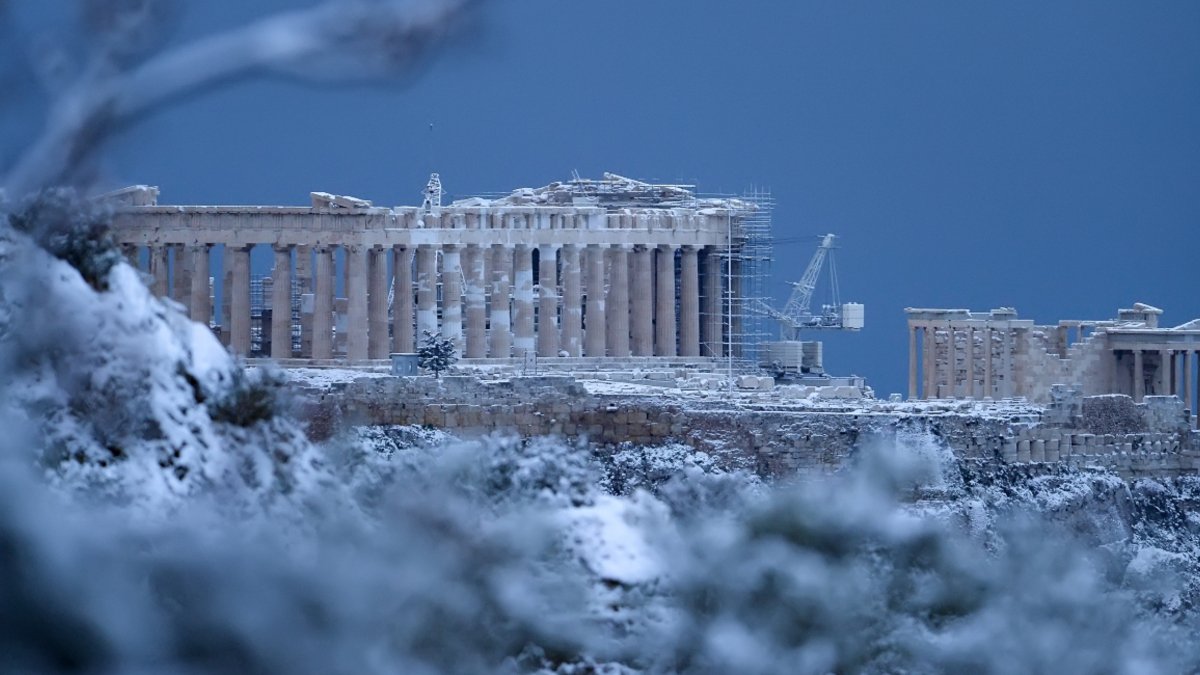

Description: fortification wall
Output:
[299,376,1200,479]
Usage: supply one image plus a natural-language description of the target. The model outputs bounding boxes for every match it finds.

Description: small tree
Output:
[418,330,458,379]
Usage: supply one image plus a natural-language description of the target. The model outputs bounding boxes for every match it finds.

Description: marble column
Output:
[966,326,976,398]
[1186,350,1195,427]
[984,327,994,398]
[489,245,513,358]
[1134,349,1145,402]
[702,247,722,358]
[312,248,334,359]
[393,246,415,353]
[368,247,390,359]
[442,245,463,349]
[463,245,487,358]
[1160,349,1172,396]
[606,245,631,357]
[271,246,292,359]
[631,245,654,356]
[924,324,935,400]
[560,244,582,357]
[173,245,192,313]
[513,244,535,356]
[416,245,438,340]
[221,249,232,345]
[908,325,918,400]
[229,246,251,355]
[679,246,700,357]
[584,245,607,357]
[345,245,369,361]
[189,245,211,327]
[150,246,169,297]
[537,244,560,357]
[944,324,956,398]
[294,245,313,358]
[655,246,677,357]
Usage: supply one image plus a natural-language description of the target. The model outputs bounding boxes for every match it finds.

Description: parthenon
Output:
[906,304,1200,421]
[106,174,758,362]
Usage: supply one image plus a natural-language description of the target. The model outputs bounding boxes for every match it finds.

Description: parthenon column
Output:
[442,245,463,349]
[1186,350,1195,427]
[584,245,606,357]
[489,245,513,357]
[679,246,700,357]
[416,245,438,340]
[561,244,582,357]
[702,247,722,358]
[606,245,631,357]
[631,245,654,356]
[944,324,956,398]
[966,326,976,398]
[463,245,487,358]
[229,246,251,355]
[984,327,994,398]
[1160,349,1172,395]
[271,246,292,359]
[655,245,677,357]
[923,324,935,400]
[173,245,192,313]
[908,324,918,399]
[536,244,560,357]
[513,244,535,356]
[368,247,390,359]
[1134,349,1145,402]
[345,245,369,361]
[150,246,169,298]
[312,248,333,359]
[189,245,211,327]
[393,246,415,353]
[221,250,232,345]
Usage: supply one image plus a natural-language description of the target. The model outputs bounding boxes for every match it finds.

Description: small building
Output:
[905,304,1200,423]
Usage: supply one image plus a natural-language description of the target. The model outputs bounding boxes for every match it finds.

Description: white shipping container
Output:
[842,303,865,330]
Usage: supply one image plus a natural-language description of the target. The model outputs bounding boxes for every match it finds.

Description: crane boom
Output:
[780,233,835,322]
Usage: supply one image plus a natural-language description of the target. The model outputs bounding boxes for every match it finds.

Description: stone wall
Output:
[300,376,1200,479]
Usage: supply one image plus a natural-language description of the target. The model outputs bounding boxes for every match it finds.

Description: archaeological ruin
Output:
[105,174,768,363]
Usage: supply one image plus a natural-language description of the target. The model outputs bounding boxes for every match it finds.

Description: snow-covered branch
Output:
[2,0,469,197]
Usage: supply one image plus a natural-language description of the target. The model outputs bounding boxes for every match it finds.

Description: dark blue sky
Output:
[8,1,1200,395]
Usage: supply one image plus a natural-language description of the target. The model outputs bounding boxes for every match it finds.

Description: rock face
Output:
[301,375,1200,480]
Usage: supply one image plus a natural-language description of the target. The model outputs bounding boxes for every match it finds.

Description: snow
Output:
[276,367,390,390]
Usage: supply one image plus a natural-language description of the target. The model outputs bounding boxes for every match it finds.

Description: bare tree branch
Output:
[3,0,469,197]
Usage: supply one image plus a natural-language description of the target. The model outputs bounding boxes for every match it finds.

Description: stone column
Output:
[442,245,464,349]
[944,324,956,398]
[416,245,438,340]
[1186,349,1195,427]
[702,247,722,358]
[584,245,606,357]
[966,326,976,398]
[344,246,369,360]
[1161,349,1172,396]
[924,324,935,400]
[560,244,582,357]
[393,246,415,353]
[1134,349,1145,402]
[630,245,654,356]
[513,244,535,356]
[606,245,631,357]
[312,248,334,359]
[189,245,211,327]
[368,247,390,358]
[150,246,169,297]
[463,245,487,358]
[270,246,292,359]
[984,327,994,398]
[908,324,918,400]
[655,245,678,357]
[536,244,559,357]
[679,246,700,357]
[221,249,233,345]
[489,245,513,358]
[294,245,313,358]
[173,245,192,312]
[229,246,251,355]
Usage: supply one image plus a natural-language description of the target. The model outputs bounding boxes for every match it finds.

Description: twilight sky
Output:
[5,1,1199,396]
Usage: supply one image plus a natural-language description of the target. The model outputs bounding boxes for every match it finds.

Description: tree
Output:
[418,330,457,379]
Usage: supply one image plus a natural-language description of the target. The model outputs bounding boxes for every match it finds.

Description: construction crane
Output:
[756,233,864,380]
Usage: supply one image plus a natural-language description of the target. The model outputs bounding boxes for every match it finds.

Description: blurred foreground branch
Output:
[2,0,469,197]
